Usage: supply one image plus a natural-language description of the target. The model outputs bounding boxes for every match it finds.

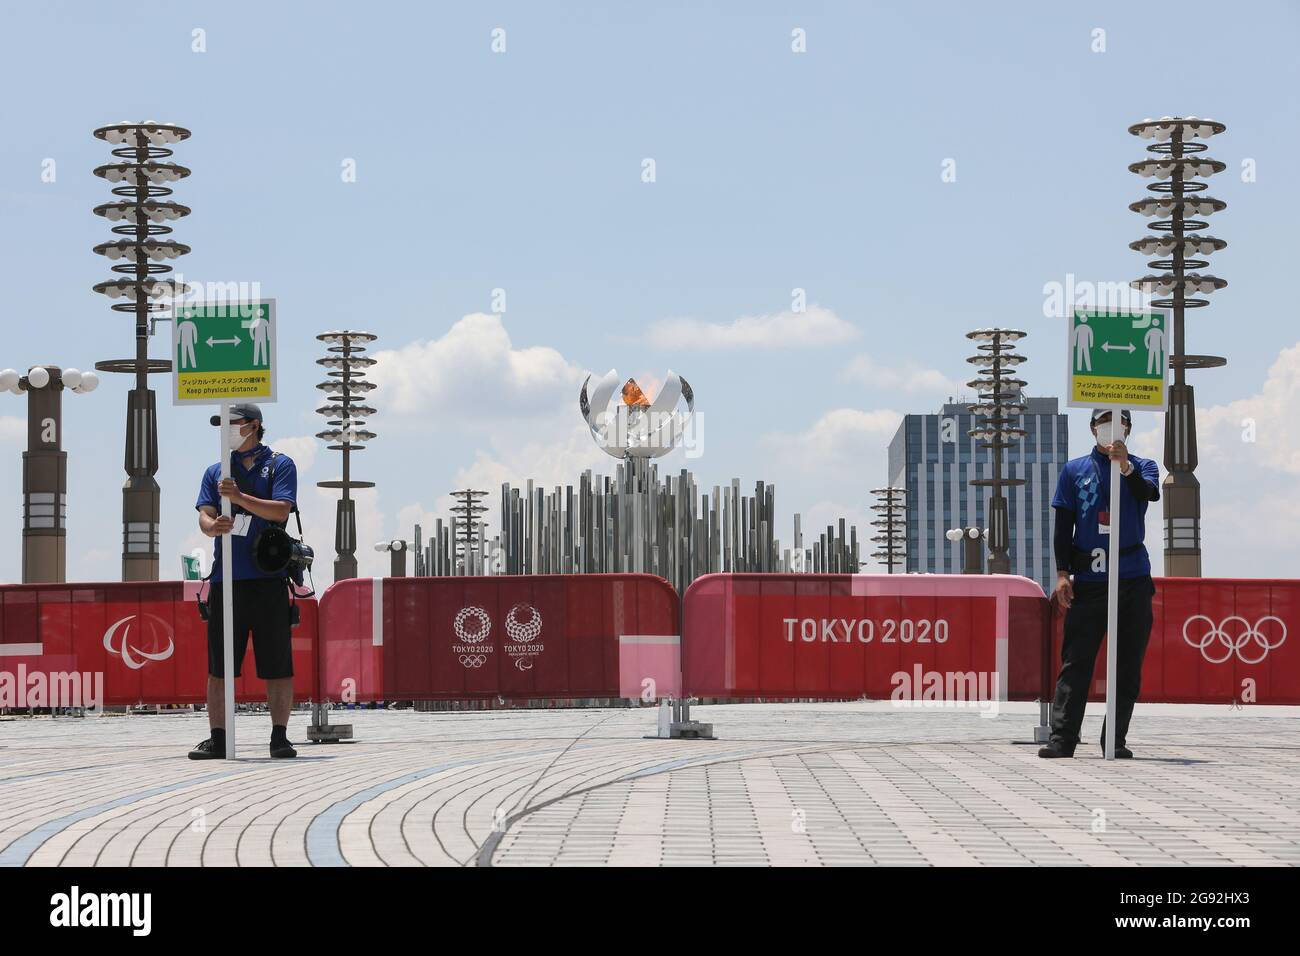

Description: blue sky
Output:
[1,1,1297,583]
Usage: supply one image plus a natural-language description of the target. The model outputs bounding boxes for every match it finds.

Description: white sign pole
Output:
[219,401,236,760]
[1104,454,1121,761]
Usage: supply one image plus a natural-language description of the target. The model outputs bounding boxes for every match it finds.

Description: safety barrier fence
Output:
[0,581,319,706]
[315,574,679,703]
[1,575,1294,710]
[1053,577,1299,705]
[681,573,1049,702]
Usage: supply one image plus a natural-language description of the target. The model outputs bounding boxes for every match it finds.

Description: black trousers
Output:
[1049,575,1155,749]
[206,578,294,680]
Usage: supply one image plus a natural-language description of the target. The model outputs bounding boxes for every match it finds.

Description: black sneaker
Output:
[1101,739,1134,759]
[1037,740,1076,759]
[188,737,226,760]
[270,738,297,759]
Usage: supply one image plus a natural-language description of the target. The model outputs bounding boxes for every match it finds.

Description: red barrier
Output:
[0,581,319,706]
[316,574,679,702]
[1051,577,1300,704]
[681,573,1049,701]
[3,573,1294,710]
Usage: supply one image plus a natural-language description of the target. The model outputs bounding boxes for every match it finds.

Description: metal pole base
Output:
[1034,700,1052,743]
[306,701,353,743]
[651,698,715,740]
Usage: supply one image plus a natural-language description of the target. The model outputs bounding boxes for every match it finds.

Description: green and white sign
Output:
[1066,307,1168,411]
[181,553,203,580]
[172,300,277,405]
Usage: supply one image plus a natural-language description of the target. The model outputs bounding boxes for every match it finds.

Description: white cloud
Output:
[1137,341,1300,577]
[296,486,388,585]
[300,315,614,572]
[0,416,23,444]
[762,407,903,482]
[392,423,616,547]
[267,434,319,475]
[842,354,963,395]
[449,424,614,492]
[1197,342,1300,475]
[752,408,903,558]
[368,313,586,421]
[645,305,858,350]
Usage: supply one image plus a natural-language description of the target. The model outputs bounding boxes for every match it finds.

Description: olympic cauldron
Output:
[410,370,864,592]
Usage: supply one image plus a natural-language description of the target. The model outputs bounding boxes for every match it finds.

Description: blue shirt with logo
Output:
[195,444,298,582]
[1051,447,1159,582]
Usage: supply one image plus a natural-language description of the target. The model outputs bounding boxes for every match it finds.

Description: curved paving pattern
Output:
[1,702,1297,866]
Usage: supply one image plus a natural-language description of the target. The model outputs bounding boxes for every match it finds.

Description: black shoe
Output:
[270,738,297,759]
[1037,740,1075,759]
[188,737,226,760]
[1101,739,1134,758]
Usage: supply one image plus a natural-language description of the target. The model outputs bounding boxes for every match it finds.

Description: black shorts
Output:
[206,578,294,680]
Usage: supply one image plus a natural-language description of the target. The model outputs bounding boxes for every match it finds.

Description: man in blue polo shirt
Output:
[1039,408,1160,759]
[188,404,300,760]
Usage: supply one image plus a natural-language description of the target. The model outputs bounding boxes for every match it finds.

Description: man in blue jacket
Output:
[188,404,300,760]
[1040,408,1160,759]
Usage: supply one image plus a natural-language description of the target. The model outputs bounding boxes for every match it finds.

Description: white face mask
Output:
[1094,421,1126,447]
[228,423,250,448]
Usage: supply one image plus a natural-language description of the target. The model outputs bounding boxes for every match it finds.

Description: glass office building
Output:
[886,397,1068,594]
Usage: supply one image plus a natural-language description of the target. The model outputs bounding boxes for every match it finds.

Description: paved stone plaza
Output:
[0,702,1296,867]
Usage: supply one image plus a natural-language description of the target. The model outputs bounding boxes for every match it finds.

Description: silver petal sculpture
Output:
[580,369,695,459]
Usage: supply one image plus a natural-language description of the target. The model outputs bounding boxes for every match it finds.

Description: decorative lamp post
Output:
[944,526,986,575]
[374,539,407,577]
[1,365,99,582]
[870,486,907,573]
[92,120,192,581]
[965,328,1028,575]
[315,330,378,581]
[1129,116,1228,577]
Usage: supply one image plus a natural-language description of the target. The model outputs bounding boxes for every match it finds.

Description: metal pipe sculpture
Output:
[412,372,861,591]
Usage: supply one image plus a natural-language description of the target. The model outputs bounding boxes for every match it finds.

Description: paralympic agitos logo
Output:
[102,614,175,669]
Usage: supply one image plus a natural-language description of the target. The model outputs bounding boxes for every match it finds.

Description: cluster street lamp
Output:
[944,526,987,575]
[449,489,489,575]
[315,330,378,581]
[374,539,407,577]
[92,120,192,581]
[1,365,99,582]
[869,486,907,573]
[1129,115,1228,577]
[965,328,1028,575]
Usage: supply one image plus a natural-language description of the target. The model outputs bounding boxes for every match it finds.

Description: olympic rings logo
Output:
[1182,615,1287,665]
[458,654,488,668]
[453,606,491,644]
[504,603,542,642]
